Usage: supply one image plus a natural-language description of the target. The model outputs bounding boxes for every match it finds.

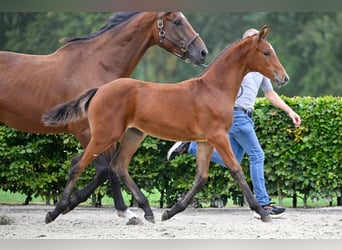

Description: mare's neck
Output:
[201,39,251,103]
[65,13,156,82]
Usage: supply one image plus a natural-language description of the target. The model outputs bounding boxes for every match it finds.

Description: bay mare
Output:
[0,12,207,223]
[43,26,289,223]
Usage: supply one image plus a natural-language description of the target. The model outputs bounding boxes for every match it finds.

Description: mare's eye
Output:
[174,19,182,26]
[263,51,270,56]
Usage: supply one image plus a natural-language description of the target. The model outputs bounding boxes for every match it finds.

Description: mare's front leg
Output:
[162,142,213,221]
[210,132,271,222]
[110,128,155,223]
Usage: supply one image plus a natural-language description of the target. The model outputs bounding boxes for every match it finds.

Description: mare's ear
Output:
[258,25,270,42]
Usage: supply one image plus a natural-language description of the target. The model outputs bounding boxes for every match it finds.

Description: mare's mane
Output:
[62,12,140,43]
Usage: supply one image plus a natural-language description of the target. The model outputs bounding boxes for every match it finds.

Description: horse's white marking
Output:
[117,208,138,219]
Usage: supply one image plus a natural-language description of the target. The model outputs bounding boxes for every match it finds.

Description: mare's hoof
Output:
[126,217,143,226]
[45,212,54,224]
[261,214,272,222]
[144,215,155,223]
[161,211,169,221]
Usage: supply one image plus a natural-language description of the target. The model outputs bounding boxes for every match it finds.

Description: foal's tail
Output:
[42,88,98,127]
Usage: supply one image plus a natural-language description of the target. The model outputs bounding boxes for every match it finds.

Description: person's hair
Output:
[242,28,259,39]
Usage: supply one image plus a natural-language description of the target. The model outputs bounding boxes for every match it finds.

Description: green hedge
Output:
[255,96,342,206]
[0,96,341,207]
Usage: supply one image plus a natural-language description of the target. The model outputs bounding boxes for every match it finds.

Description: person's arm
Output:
[264,90,301,127]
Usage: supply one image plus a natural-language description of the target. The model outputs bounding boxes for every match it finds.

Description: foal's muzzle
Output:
[275,74,289,87]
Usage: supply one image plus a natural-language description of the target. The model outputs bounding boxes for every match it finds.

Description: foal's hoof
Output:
[144,215,155,223]
[45,212,55,224]
[161,211,169,221]
[61,206,71,215]
[126,217,143,226]
[261,214,272,222]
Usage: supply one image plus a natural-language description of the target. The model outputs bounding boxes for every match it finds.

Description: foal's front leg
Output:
[110,128,155,223]
[162,142,213,221]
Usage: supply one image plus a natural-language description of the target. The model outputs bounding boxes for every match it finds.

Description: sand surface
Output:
[0,205,341,239]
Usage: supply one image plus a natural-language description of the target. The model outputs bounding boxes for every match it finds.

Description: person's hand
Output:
[288,110,301,127]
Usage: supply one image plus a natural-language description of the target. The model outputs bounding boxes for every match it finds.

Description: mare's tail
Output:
[42,88,98,127]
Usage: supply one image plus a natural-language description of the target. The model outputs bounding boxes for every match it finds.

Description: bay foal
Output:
[43,26,288,222]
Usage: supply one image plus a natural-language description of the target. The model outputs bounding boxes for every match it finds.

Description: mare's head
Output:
[154,12,208,65]
[244,25,289,87]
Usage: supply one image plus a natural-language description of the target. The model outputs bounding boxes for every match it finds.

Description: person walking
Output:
[167,28,302,218]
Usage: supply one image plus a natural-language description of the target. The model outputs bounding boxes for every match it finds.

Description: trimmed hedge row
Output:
[256,96,342,206]
[0,96,341,207]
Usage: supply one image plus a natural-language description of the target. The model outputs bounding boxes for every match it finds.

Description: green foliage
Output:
[0,127,80,201]
[254,96,342,204]
[0,13,109,54]
[0,96,341,207]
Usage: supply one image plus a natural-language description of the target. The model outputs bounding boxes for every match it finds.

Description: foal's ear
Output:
[258,25,271,41]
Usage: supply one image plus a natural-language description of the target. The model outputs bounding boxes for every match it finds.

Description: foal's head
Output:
[244,25,289,87]
[153,12,208,65]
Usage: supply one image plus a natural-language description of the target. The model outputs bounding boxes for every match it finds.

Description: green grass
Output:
[0,190,46,205]
[0,189,161,207]
[0,189,337,208]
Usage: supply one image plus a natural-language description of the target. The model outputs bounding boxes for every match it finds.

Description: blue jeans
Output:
[188,110,270,206]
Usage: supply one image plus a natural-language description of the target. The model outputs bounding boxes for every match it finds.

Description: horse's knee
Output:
[95,163,111,180]
[112,166,128,180]
[69,163,80,178]
[71,154,82,166]
[229,167,245,179]
[195,176,208,189]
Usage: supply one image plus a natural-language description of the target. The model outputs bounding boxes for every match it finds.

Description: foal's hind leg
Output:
[64,124,138,222]
[110,128,155,223]
[63,153,115,213]
[45,137,115,224]
[63,149,140,223]
[45,152,87,224]
[162,142,213,221]
[210,133,271,222]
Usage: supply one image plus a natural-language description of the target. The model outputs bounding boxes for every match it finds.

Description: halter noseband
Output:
[157,14,200,63]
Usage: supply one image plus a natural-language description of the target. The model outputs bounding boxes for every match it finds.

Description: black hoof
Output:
[61,206,71,215]
[261,214,272,222]
[45,212,55,224]
[161,210,169,221]
[126,217,144,225]
[144,215,155,223]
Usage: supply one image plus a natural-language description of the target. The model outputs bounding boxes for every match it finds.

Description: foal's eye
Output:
[263,51,270,56]
[174,19,182,26]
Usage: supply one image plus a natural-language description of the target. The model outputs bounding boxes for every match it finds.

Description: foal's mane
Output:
[202,34,256,74]
[61,12,140,43]
[201,38,241,74]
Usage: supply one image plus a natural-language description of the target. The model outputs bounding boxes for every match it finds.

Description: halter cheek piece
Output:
[157,15,199,63]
